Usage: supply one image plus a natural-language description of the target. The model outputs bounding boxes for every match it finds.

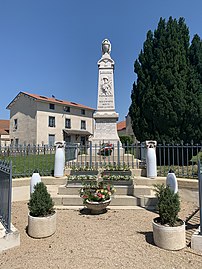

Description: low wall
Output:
[134,176,199,205]
[12,176,67,187]
[12,175,199,205]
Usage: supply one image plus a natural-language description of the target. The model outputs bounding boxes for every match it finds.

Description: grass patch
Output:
[157,165,198,178]
[0,154,55,178]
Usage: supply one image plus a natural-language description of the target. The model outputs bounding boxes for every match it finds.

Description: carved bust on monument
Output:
[90,39,121,147]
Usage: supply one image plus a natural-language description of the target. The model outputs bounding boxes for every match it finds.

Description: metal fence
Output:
[65,141,202,179]
[65,141,141,169]
[156,142,202,178]
[0,145,55,178]
[0,142,201,178]
[0,160,12,232]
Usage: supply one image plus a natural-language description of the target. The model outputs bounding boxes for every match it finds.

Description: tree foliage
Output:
[154,184,180,226]
[129,17,202,143]
[28,182,55,217]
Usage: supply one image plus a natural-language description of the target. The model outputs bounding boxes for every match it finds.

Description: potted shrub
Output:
[28,182,56,238]
[79,181,115,214]
[152,184,186,250]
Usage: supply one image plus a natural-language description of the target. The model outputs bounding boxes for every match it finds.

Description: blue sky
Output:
[0,1,202,122]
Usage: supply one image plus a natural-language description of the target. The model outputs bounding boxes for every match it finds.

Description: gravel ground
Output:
[0,200,201,269]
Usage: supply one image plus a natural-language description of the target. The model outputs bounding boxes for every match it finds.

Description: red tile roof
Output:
[0,120,9,135]
[117,120,126,131]
[7,92,95,111]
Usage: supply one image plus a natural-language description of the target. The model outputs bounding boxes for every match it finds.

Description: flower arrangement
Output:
[98,143,113,156]
[79,181,115,204]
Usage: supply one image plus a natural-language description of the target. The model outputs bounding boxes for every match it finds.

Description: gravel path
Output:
[0,200,201,269]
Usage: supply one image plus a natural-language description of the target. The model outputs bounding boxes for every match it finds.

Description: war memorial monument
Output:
[89,39,121,148]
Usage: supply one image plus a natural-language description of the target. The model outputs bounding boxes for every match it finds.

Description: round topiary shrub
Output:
[28,182,55,217]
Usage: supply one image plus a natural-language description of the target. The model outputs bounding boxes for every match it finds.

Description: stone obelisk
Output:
[90,39,121,146]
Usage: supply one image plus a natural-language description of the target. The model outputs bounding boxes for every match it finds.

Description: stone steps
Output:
[58,184,152,196]
[52,183,157,208]
[52,194,138,206]
[185,209,200,246]
[65,168,146,177]
[66,154,141,169]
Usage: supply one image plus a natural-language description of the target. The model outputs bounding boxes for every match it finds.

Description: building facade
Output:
[117,114,136,143]
[7,92,95,146]
[0,119,10,147]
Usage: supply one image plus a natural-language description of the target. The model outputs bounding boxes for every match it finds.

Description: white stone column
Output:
[90,39,121,148]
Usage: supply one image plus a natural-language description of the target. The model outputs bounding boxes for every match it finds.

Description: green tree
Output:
[129,17,202,143]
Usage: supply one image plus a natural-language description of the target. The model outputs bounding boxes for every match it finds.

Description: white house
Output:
[7,92,95,146]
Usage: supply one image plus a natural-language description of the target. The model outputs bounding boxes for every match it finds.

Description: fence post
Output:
[7,161,12,233]
[89,141,92,168]
[117,141,120,166]
[0,160,12,233]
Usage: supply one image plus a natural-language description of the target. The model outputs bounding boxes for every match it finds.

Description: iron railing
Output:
[0,160,12,232]
[65,141,202,178]
[0,142,201,178]
[0,145,55,178]
[156,142,201,178]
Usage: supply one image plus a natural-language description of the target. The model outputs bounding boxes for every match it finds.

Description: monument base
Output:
[0,223,20,252]
[191,227,202,251]
[90,113,121,147]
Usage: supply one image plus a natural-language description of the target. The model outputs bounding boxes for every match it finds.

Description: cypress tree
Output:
[129,17,202,143]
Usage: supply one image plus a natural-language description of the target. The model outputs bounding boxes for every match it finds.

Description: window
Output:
[15,138,19,146]
[49,116,55,127]
[81,136,85,146]
[48,134,55,146]
[64,106,70,112]
[65,135,71,143]
[65,118,71,129]
[49,103,55,110]
[81,120,86,130]
[81,109,85,115]
[14,119,18,130]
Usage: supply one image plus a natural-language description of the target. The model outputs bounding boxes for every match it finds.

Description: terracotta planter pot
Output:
[28,211,56,238]
[152,217,186,250]
[85,199,111,214]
